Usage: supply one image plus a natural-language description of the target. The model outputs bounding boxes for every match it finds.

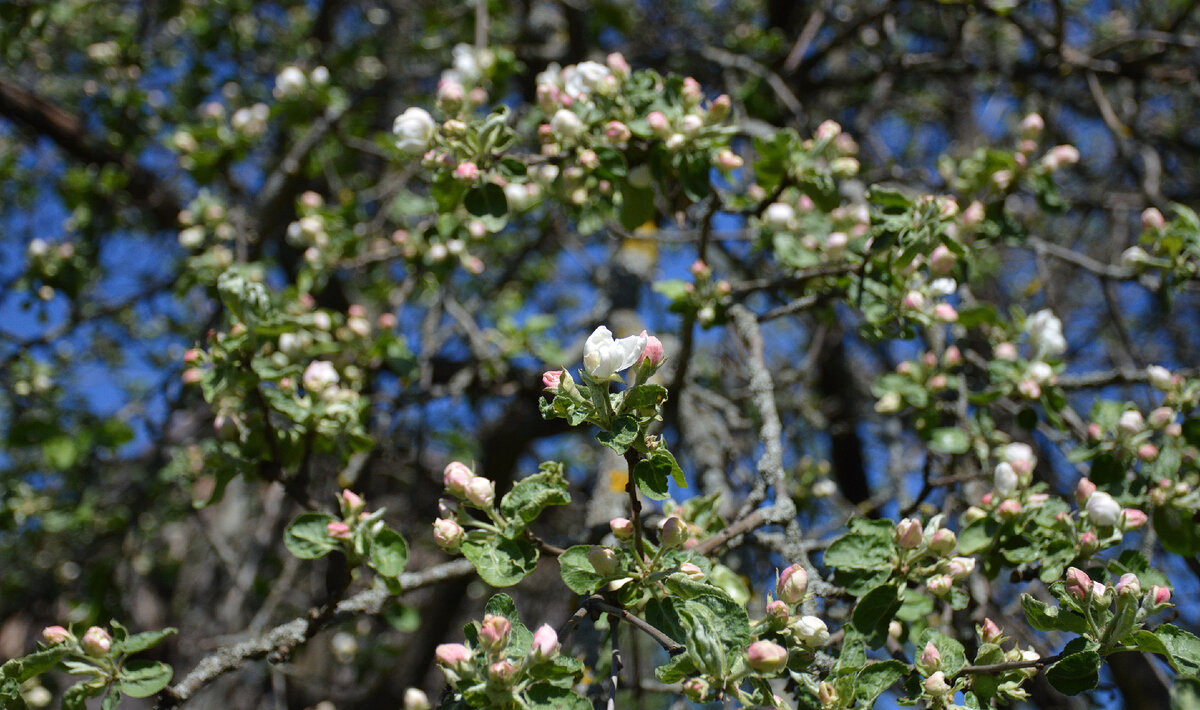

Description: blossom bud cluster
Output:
[273,64,329,100]
[435,616,562,695]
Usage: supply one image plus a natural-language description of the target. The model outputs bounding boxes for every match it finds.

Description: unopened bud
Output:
[746,640,788,674]
[81,627,112,657]
[41,626,72,645]
[588,546,620,576]
[660,516,688,549]
[478,614,511,653]
[777,564,809,605]
[924,671,952,697]
[465,477,495,507]
[896,518,923,548]
[433,518,464,552]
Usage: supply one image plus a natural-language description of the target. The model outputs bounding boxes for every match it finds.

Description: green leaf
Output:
[115,628,177,656]
[592,147,628,180]
[484,593,534,655]
[824,519,896,594]
[856,660,908,704]
[1156,625,1200,676]
[500,471,571,530]
[557,545,604,595]
[957,517,999,555]
[1154,506,1200,557]
[633,449,684,500]
[463,183,507,218]
[368,528,408,577]
[0,678,26,710]
[1020,594,1089,634]
[0,646,67,682]
[524,682,590,710]
[101,691,121,710]
[118,659,173,698]
[284,512,338,559]
[1045,650,1100,695]
[460,535,539,587]
[852,584,903,649]
[618,183,656,231]
[621,384,668,413]
[62,681,100,710]
[596,415,639,454]
[928,427,969,454]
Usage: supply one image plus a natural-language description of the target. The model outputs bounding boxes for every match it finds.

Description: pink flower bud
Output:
[997,499,1023,518]
[606,52,631,77]
[994,342,1018,361]
[1020,113,1044,137]
[777,564,808,605]
[465,477,495,507]
[1065,567,1092,600]
[979,618,1002,644]
[948,556,976,579]
[1142,207,1165,231]
[1122,508,1149,529]
[443,462,473,497]
[919,641,942,672]
[1150,585,1172,606]
[1078,531,1099,555]
[437,79,465,112]
[1017,379,1042,399]
[928,374,948,390]
[404,688,431,710]
[638,331,664,366]
[1076,478,1097,505]
[715,148,743,170]
[646,111,670,136]
[542,369,563,390]
[1116,573,1141,597]
[927,574,953,596]
[435,643,472,670]
[489,659,517,684]
[605,120,632,142]
[327,521,352,540]
[943,345,962,367]
[681,77,703,104]
[183,348,202,364]
[933,303,959,322]
[929,529,957,555]
[81,626,112,657]
[529,624,559,662]
[42,626,72,645]
[766,600,789,624]
[588,546,620,576]
[930,244,956,274]
[182,368,203,384]
[981,492,994,506]
[682,678,710,702]
[454,161,479,181]
[1149,407,1174,428]
[816,120,842,141]
[479,614,511,653]
[1167,422,1183,437]
[433,518,464,551]
[680,562,705,580]
[661,516,688,549]
[818,681,839,706]
[746,640,788,674]
[340,489,365,515]
[924,671,951,696]
[610,517,634,540]
[707,94,731,122]
[896,518,923,548]
[902,291,926,310]
[1137,444,1159,461]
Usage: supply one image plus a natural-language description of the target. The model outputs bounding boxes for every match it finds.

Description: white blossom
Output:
[393,107,436,154]
[551,109,584,140]
[273,66,307,99]
[564,61,611,98]
[583,326,647,379]
[993,462,1019,497]
[1026,309,1067,358]
[764,202,795,231]
[303,360,340,394]
[929,278,958,296]
[1086,491,1121,527]
[791,616,830,647]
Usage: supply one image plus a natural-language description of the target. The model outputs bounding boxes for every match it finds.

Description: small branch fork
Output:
[558,595,685,658]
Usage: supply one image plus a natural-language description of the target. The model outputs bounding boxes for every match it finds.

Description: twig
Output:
[582,596,685,657]
[623,450,647,564]
[952,653,1062,679]
[157,558,476,708]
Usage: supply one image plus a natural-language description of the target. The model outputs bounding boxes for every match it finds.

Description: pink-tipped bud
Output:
[902,291,926,310]
[443,462,473,497]
[680,562,704,580]
[746,640,788,674]
[919,641,942,672]
[1122,508,1149,530]
[661,516,688,549]
[943,345,962,368]
[529,624,559,662]
[927,574,953,597]
[994,342,1018,361]
[183,348,202,364]
[924,671,952,696]
[777,564,809,605]
[896,518,924,548]
[327,521,352,540]
[435,643,472,670]
[1076,478,1097,505]
[1149,407,1174,429]
[1137,444,1159,461]
[433,518,464,552]
[1079,531,1099,555]
[1150,585,1172,607]
[1119,410,1145,435]
[610,517,634,540]
[646,111,670,137]
[997,499,1023,518]
[1020,113,1044,137]
[454,161,479,181]
[638,331,665,366]
[928,374,948,390]
[1141,207,1166,231]
[1017,379,1042,399]
[682,678,710,702]
[1065,567,1092,600]
[1116,573,1141,597]
[81,626,112,657]
[465,477,495,507]
[930,244,956,274]
[588,546,620,576]
[1087,491,1122,527]
[818,681,839,706]
[479,614,511,653]
[980,618,1003,644]
[340,489,365,515]
[948,556,976,579]
[42,626,72,645]
[765,599,789,624]
[605,120,631,142]
[715,148,743,170]
[929,529,957,555]
[606,52,630,77]
[1167,422,1183,438]
[707,94,731,122]
[933,303,959,322]
[542,369,563,390]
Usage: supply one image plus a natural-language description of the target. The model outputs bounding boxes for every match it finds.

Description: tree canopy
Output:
[3,1,1200,708]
